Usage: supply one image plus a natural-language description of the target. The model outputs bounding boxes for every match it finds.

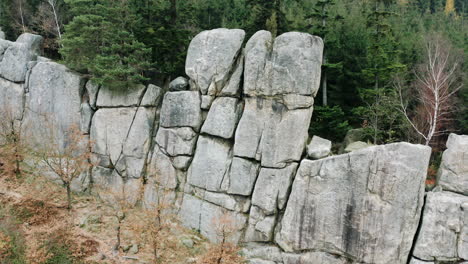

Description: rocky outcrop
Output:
[410,133,468,264]
[412,191,468,262]
[276,143,431,264]
[438,134,468,195]
[3,29,465,264]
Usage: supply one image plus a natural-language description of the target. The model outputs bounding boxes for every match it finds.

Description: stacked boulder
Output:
[410,134,468,264]
[174,29,324,243]
[2,28,455,264]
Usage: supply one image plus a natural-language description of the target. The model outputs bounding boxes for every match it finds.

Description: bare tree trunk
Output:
[321,5,328,106]
[114,223,121,251]
[66,183,72,210]
[19,0,26,32]
[49,0,62,40]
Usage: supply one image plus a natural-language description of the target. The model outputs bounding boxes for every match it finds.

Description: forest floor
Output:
[0,173,213,264]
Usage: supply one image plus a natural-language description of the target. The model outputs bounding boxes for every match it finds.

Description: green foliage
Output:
[309,105,351,142]
[1,0,466,142]
[60,0,151,89]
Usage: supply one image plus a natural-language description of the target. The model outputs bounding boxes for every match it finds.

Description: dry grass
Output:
[0,171,233,264]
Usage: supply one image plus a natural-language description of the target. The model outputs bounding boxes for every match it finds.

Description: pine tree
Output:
[306,0,344,106]
[356,0,406,143]
[60,0,151,90]
[131,0,193,85]
[246,0,286,37]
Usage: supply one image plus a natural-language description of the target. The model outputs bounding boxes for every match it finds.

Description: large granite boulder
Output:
[234,98,313,168]
[412,191,468,262]
[276,143,431,264]
[306,136,332,159]
[243,31,323,97]
[159,91,202,130]
[185,28,245,95]
[179,194,247,243]
[0,33,42,82]
[96,84,146,107]
[0,77,24,120]
[201,97,242,139]
[23,61,84,148]
[91,107,155,179]
[438,133,468,195]
[187,136,232,192]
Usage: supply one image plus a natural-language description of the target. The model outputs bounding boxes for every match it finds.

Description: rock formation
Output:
[410,134,468,264]
[1,28,466,264]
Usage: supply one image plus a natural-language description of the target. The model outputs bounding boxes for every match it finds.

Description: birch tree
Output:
[396,34,463,146]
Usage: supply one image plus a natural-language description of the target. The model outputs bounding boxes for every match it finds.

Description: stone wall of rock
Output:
[410,134,468,264]
[1,28,466,264]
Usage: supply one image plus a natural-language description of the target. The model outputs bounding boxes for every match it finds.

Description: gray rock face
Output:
[187,136,232,192]
[23,61,84,148]
[276,143,431,264]
[96,84,145,107]
[141,84,162,107]
[344,141,373,153]
[85,81,100,109]
[408,258,434,264]
[201,97,242,139]
[0,77,24,120]
[185,28,245,95]
[80,102,93,134]
[160,91,202,130]
[413,191,468,262]
[0,31,5,40]
[234,98,312,168]
[438,133,468,195]
[244,31,323,96]
[179,194,247,243]
[251,164,298,215]
[0,33,42,82]
[227,157,260,196]
[282,252,348,264]
[91,107,155,179]
[169,76,189,91]
[155,127,197,157]
[16,33,43,53]
[147,146,178,189]
[306,136,332,159]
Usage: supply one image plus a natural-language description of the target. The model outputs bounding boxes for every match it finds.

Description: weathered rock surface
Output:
[438,133,468,195]
[91,107,155,179]
[179,194,247,243]
[306,136,332,159]
[276,143,431,264]
[187,136,232,192]
[155,127,198,157]
[96,84,146,107]
[344,141,373,153]
[169,76,189,91]
[412,191,468,262]
[0,34,42,82]
[85,81,100,109]
[227,157,260,196]
[244,31,323,96]
[0,77,24,120]
[185,28,245,95]
[160,91,202,130]
[282,252,348,264]
[141,84,162,107]
[201,97,242,139]
[23,61,84,148]
[234,98,313,168]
